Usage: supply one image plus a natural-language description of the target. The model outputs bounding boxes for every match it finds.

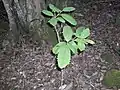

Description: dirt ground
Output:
[0,1,120,90]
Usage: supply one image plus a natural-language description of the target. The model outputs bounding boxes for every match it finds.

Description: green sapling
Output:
[42,4,95,69]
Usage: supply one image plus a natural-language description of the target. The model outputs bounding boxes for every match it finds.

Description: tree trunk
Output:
[2,0,69,45]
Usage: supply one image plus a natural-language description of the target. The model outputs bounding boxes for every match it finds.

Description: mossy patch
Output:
[103,69,120,89]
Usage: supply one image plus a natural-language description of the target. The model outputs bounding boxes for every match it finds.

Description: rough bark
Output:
[2,0,20,43]
[2,0,69,45]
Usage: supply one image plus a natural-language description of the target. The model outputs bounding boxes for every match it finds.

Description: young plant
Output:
[42,4,95,69]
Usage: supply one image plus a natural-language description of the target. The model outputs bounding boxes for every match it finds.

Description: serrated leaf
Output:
[63,7,75,12]
[57,17,65,23]
[63,26,73,42]
[48,18,58,26]
[61,14,77,26]
[75,38,86,44]
[75,27,90,38]
[52,42,66,54]
[67,41,77,54]
[57,45,71,69]
[42,10,53,16]
[85,39,95,44]
[75,27,85,37]
[49,4,61,13]
[77,39,85,51]
[80,28,90,38]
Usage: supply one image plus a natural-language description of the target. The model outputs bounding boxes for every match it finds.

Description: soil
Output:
[0,1,120,90]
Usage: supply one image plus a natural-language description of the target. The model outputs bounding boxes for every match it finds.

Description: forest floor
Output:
[0,1,120,90]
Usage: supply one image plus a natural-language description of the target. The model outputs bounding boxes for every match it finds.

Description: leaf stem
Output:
[61,70,64,88]
[54,26,60,43]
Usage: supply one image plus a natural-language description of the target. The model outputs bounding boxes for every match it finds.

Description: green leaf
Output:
[42,10,53,16]
[77,39,85,51]
[48,17,58,26]
[85,39,95,44]
[67,41,77,54]
[57,17,65,23]
[63,26,73,42]
[63,7,75,12]
[61,14,77,26]
[57,45,71,69]
[49,4,61,13]
[80,28,90,38]
[75,27,90,38]
[75,27,85,37]
[52,42,66,54]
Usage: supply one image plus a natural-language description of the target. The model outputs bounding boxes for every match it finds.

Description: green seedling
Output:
[42,4,95,69]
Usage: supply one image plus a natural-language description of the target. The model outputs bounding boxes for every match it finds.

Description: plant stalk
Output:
[54,26,60,43]
[61,69,64,89]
